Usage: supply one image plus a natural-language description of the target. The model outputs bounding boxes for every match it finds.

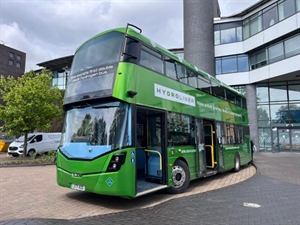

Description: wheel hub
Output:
[172,165,186,187]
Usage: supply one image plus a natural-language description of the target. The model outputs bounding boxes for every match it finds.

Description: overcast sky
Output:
[0,0,258,72]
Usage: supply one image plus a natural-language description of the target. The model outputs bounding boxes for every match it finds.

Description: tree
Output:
[0,69,63,157]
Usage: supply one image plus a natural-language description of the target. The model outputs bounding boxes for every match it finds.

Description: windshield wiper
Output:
[80,95,90,100]
[72,103,92,109]
[92,105,112,109]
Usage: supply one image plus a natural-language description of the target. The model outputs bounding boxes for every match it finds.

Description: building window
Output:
[9,52,14,58]
[297,0,300,11]
[268,42,284,64]
[214,25,221,45]
[284,34,300,58]
[243,19,250,40]
[262,3,278,29]
[250,49,267,70]
[214,22,242,45]
[215,58,221,75]
[215,54,249,74]
[220,23,237,44]
[257,85,269,103]
[222,56,237,73]
[242,0,300,40]
[51,70,68,90]
[288,83,300,101]
[8,59,14,66]
[237,54,249,72]
[16,55,21,61]
[257,82,300,151]
[250,12,263,36]
[16,62,21,68]
[269,84,288,102]
[278,0,296,21]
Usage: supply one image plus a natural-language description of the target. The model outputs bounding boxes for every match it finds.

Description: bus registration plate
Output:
[71,184,85,191]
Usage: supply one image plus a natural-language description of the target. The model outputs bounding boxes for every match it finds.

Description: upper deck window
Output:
[70,31,124,75]
[140,46,163,74]
[65,31,123,104]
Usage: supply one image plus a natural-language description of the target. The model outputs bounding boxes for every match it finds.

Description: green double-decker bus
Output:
[56,24,252,198]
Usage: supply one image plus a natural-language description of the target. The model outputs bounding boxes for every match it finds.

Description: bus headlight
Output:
[106,152,126,172]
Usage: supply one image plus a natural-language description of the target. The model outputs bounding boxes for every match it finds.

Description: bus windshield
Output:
[60,102,131,159]
[64,31,124,104]
[70,31,124,75]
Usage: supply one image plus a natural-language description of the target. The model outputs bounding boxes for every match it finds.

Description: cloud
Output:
[218,0,258,17]
[0,22,54,71]
[1,0,183,72]
[0,0,258,72]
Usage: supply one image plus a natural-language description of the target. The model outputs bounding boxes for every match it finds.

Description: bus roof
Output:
[75,26,245,98]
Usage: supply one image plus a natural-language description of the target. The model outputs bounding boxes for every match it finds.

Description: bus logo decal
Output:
[106,177,114,187]
[154,84,195,107]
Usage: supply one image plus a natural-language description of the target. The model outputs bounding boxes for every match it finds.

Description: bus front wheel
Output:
[233,153,240,172]
[167,160,190,194]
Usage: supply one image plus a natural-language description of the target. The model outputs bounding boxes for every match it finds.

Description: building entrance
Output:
[273,127,300,152]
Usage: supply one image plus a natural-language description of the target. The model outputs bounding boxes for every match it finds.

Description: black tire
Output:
[167,160,190,194]
[233,153,240,172]
[27,149,36,157]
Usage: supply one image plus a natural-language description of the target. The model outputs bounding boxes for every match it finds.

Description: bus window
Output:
[224,123,236,144]
[242,98,247,109]
[236,95,242,107]
[167,113,192,146]
[140,46,163,74]
[197,76,211,94]
[176,63,188,84]
[216,122,222,144]
[235,126,244,143]
[165,60,177,80]
[226,90,236,104]
[188,70,197,88]
[212,83,226,99]
[70,31,124,75]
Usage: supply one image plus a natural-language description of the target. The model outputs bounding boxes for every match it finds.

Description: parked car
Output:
[8,133,62,157]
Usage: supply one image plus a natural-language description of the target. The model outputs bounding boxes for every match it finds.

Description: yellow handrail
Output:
[144,149,162,170]
[205,124,216,168]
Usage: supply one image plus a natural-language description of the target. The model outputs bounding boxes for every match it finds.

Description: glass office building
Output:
[213,0,300,151]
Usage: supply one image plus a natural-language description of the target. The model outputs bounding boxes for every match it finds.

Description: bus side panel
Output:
[167,146,199,186]
[56,149,136,198]
[223,147,235,170]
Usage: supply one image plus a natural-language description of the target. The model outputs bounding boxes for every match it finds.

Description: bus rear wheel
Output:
[233,153,240,172]
[167,160,190,194]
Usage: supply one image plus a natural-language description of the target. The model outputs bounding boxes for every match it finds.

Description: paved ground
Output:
[0,152,299,225]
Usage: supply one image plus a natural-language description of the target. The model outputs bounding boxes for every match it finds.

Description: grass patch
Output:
[2,150,56,166]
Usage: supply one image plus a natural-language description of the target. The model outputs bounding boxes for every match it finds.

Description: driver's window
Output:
[31,135,43,143]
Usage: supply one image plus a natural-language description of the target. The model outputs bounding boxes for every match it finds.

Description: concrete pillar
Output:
[246,84,259,149]
[183,0,215,76]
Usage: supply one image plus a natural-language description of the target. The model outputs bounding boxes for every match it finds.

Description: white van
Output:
[8,133,62,157]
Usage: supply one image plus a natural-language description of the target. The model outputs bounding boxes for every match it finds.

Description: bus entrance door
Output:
[204,123,217,169]
[136,108,167,197]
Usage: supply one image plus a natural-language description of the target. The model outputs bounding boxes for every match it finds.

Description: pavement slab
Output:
[0,152,299,225]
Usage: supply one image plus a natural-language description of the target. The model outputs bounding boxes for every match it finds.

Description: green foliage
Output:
[0,69,63,156]
[0,69,63,137]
